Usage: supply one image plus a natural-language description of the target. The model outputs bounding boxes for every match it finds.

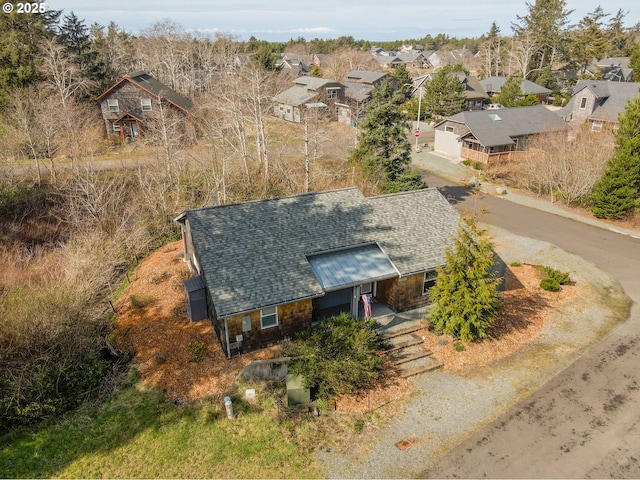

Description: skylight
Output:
[489,113,502,121]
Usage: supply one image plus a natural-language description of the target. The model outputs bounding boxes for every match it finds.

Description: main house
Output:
[97,71,194,141]
[434,105,568,163]
[559,80,640,131]
[175,187,460,358]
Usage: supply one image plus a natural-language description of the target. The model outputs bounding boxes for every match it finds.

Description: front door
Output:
[130,121,139,137]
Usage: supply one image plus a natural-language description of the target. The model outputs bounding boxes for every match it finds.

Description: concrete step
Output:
[378,324,425,341]
[391,348,434,366]
[400,357,444,378]
[385,335,424,352]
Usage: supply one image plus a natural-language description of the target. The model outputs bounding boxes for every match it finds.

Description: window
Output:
[107,99,119,112]
[326,87,339,99]
[445,126,454,133]
[423,270,438,295]
[361,282,372,294]
[579,97,588,110]
[591,121,603,132]
[112,122,121,132]
[260,306,278,329]
[141,98,152,111]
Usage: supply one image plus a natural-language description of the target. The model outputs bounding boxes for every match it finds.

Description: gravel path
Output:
[315,226,629,479]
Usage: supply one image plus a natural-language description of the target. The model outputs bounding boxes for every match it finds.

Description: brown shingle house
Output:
[97,72,194,142]
[175,187,461,358]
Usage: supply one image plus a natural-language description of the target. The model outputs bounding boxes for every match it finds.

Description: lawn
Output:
[0,377,322,479]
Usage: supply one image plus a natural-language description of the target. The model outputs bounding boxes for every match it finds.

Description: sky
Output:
[47,0,639,43]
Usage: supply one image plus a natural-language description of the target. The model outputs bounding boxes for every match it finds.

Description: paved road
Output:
[419,170,640,478]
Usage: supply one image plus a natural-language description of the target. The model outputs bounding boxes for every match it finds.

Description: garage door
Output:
[434,130,461,158]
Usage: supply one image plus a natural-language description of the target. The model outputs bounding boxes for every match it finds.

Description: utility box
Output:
[286,374,311,406]
[183,276,208,322]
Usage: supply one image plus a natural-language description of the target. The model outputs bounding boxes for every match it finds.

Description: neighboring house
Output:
[338,70,392,125]
[428,48,474,70]
[373,51,431,69]
[590,57,634,82]
[96,72,194,142]
[396,52,431,69]
[559,80,640,131]
[413,72,488,110]
[562,57,634,83]
[275,56,311,77]
[175,187,460,358]
[434,105,568,163]
[272,77,346,123]
[479,76,551,104]
[373,54,405,69]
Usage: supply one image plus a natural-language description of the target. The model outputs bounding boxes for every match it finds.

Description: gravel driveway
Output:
[315,226,630,479]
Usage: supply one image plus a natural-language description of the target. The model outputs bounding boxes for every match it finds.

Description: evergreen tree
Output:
[422,65,466,118]
[497,75,523,107]
[607,8,631,56]
[430,216,502,341]
[58,12,104,96]
[389,64,412,97]
[629,44,640,82]
[569,7,611,76]
[0,9,60,109]
[349,80,425,193]
[590,95,640,219]
[512,0,573,81]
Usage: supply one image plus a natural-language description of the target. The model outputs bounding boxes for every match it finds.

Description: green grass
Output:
[0,381,321,478]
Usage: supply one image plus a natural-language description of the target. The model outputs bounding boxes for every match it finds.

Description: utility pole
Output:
[415,84,422,152]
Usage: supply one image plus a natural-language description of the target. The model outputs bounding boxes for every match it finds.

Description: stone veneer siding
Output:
[224,299,313,354]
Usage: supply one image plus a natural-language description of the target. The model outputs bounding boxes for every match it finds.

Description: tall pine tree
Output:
[429,216,502,341]
[590,95,640,219]
[422,65,466,118]
[349,79,425,193]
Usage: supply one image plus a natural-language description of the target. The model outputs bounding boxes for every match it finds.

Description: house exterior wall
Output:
[100,82,162,134]
[571,88,599,125]
[223,299,313,355]
[377,273,432,312]
[99,81,192,138]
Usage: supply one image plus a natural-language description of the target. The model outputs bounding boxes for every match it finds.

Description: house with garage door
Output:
[175,187,460,358]
[433,105,568,163]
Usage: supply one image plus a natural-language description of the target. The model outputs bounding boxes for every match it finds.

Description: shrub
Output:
[187,341,207,362]
[0,286,110,429]
[540,277,561,292]
[130,293,153,309]
[510,261,522,267]
[284,313,383,398]
[454,342,466,352]
[543,266,571,285]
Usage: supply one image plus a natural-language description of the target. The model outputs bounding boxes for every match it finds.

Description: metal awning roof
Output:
[306,243,399,292]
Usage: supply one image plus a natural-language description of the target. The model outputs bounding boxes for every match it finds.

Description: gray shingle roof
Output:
[272,86,319,106]
[182,188,459,317]
[479,76,551,96]
[442,105,567,147]
[345,70,388,85]
[128,72,193,112]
